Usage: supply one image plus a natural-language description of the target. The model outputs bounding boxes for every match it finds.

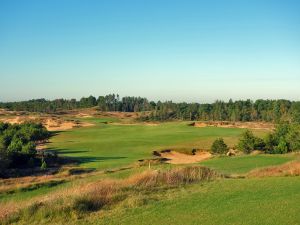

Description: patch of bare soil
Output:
[160,150,212,164]
[190,122,207,128]
[191,121,274,130]
[0,115,94,131]
[99,111,141,119]
[0,109,28,116]
[63,108,142,119]
[75,113,93,118]
[247,161,300,177]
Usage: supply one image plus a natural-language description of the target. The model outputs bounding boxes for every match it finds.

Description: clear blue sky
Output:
[0,0,299,102]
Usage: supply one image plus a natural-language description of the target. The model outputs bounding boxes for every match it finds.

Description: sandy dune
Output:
[0,116,93,131]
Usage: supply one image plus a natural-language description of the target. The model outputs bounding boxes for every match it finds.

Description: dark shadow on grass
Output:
[45,148,89,154]
[47,147,127,165]
[49,130,65,137]
[59,150,90,154]
[76,156,127,164]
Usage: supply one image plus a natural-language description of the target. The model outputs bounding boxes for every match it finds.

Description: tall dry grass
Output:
[1,166,219,223]
[127,166,218,188]
[247,161,300,177]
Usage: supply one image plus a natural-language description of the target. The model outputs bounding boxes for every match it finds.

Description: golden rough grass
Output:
[127,166,218,188]
[0,166,218,221]
[247,161,300,177]
[0,166,97,195]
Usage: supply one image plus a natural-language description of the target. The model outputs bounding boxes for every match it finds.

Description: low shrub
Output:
[211,138,228,154]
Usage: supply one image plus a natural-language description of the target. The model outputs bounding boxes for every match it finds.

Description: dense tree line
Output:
[237,124,300,154]
[0,94,152,113]
[210,123,300,154]
[145,99,300,123]
[0,123,50,176]
[1,95,300,123]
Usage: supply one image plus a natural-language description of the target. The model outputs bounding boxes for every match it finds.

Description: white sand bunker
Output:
[160,151,212,164]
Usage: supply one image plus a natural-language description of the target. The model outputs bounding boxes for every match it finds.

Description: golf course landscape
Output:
[0,109,299,225]
[1,1,300,224]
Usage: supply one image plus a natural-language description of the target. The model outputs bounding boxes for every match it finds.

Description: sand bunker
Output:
[160,151,212,164]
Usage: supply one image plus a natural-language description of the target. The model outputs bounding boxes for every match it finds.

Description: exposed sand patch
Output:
[100,111,140,119]
[191,121,274,130]
[247,161,300,177]
[0,116,94,131]
[44,118,75,131]
[190,122,207,128]
[75,113,93,118]
[160,151,212,164]
[42,119,94,131]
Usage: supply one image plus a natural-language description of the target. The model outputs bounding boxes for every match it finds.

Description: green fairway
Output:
[97,177,300,225]
[49,121,248,169]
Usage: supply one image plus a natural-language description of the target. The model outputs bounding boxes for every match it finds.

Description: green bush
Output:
[0,122,50,172]
[274,138,288,154]
[211,138,228,154]
[237,130,255,154]
[265,123,300,154]
[237,130,266,154]
[40,159,47,170]
[21,142,36,156]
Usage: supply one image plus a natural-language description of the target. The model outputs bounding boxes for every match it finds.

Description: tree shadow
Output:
[46,147,126,165]
[75,156,127,164]
[49,130,66,137]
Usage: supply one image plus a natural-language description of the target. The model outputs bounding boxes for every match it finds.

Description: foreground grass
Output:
[96,177,300,225]
[6,175,299,225]
[3,166,219,225]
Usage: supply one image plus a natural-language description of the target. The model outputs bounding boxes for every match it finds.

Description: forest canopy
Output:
[1,95,300,123]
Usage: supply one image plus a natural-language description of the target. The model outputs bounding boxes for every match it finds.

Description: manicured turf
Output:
[49,121,247,169]
[97,177,300,225]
